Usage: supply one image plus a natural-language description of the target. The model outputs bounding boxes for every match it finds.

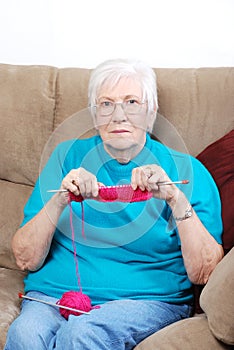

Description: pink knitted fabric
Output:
[69,185,152,203]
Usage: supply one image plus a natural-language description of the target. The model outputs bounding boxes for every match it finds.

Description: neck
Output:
[103,143,144,164]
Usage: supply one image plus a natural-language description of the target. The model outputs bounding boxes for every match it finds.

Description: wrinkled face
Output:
[95,77,150,162]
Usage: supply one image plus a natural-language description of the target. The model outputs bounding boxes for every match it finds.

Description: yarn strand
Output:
[68,197,82,292]
[57,198,93,320]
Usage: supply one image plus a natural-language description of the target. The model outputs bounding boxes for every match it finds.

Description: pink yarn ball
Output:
[57,291,92,319]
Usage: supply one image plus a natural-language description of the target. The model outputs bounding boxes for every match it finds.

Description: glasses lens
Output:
[99,101,114,116]
[124,100,142,115]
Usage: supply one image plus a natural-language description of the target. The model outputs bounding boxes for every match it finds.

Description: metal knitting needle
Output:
[18,293,90,315]
[157,180,189,186]
[48,189,68,193]
[47,180,189,193]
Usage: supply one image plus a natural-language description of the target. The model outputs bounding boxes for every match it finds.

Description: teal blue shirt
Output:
[22,135,222,305]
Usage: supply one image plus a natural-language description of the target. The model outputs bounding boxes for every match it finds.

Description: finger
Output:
[76,177,86,196]
[147,175,160,191]
[132,168,147,191]
[143,166,153,179]
[62,177,80,195]
[131,168,143,190]
[70,182,81,195]
[83,179,92,197]
[84,178,98,198]
[141,168,152,190]
[91,179,99,197]
[131,168,138,190]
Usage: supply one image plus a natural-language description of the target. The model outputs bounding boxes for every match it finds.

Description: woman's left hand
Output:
[131,164,179,202]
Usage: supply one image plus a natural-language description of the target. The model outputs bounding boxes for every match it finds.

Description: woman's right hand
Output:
[61,167,99,198]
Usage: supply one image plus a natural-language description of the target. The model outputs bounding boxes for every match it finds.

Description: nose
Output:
[111,103,127,122]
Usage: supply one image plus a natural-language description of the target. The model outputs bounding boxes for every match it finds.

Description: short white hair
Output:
[88,59,158,124]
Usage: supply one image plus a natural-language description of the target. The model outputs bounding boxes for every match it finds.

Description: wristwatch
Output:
[174,205,193,221]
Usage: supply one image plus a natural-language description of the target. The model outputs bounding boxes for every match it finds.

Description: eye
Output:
[100,101,113,107]
[126,98,140,105]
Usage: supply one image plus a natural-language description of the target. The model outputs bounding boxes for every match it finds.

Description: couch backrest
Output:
[1,64,233,186]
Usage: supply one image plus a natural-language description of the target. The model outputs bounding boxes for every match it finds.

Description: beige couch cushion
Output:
[0,64,57,185]
[135,315,231,350]
[0,268,26,350]
[200,248,234,345]
[0,180,33,269]
[54,67,91,128]
[154,68,234,156]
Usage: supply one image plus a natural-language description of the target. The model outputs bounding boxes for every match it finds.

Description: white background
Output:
[0,0,233,68]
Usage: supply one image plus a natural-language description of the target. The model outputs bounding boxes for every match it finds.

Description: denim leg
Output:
[4,292,65,350]
[5,294,192,350]
[55,299,192,350]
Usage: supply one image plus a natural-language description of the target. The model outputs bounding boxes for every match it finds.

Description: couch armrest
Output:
[200,248,234,345]
[135,315,231,350]
[0,268,26,349]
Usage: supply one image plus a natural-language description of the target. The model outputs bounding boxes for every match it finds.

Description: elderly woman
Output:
[5,59,223,350]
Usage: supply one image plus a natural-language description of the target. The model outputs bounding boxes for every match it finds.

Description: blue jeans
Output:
[4,291,192,350]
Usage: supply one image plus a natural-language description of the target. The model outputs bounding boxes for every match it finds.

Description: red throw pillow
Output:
[193,130,234,314]
[197,130,234,254]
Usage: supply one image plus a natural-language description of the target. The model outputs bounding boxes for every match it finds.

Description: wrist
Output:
[173,204,193,221]
[51,192,68,210]
[167,191,192,221]
[166,187,181,209]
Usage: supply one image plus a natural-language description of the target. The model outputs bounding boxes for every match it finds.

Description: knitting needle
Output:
[48,189,68,192]
[157,180,189,186]
[47,180,189,193]
[18,292,90,315]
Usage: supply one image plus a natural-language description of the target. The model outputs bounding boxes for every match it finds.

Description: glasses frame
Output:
[92,99,147,117]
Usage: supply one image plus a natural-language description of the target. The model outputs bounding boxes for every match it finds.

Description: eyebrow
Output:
[97,94,141,101]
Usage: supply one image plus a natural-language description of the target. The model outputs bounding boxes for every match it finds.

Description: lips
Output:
[110,129,130,134]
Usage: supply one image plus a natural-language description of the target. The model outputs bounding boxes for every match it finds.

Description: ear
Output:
[93,119,99,131]
[147,109,157,132]
[91,112,99,131]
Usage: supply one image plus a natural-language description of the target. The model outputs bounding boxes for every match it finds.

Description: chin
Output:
[104,138,136,151]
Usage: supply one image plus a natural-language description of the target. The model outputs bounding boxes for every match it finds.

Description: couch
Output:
[0,63,233,349]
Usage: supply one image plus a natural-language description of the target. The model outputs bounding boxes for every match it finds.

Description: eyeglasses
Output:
[92,98,146,116]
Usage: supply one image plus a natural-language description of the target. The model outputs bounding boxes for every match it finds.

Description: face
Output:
[95,77,150,163]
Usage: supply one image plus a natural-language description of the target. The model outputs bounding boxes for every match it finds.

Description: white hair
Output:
[88,59,158,131]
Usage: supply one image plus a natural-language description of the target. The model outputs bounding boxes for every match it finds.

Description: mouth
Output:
[110,129,130,134]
